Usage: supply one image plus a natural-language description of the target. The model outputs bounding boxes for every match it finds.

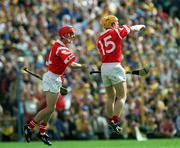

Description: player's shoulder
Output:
[100,29,112,35]
[53,41,69,51]
[55,40,68,48]
[51,41,62,50]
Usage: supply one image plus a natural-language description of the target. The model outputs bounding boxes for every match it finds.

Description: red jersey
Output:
[97,25,131,63]
[46,40,76,75]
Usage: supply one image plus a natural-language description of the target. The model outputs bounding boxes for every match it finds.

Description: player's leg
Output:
[111,64,126,117]
[107,64,126,134]
[34,91,57,123]
[38,93,58,145]
[105,85,124,134]
[24,91,57,145]
[24,71,61,145]
[101,72,116,119]
[101,73,121,134]
[109,81,126,134]
[34,91,58,145]
[106,82,126,134]
[114,81,127,117]
[105,85,116,118]
[105,84,123,134]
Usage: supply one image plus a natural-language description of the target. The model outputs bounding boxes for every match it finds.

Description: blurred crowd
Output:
[0,0,180,141]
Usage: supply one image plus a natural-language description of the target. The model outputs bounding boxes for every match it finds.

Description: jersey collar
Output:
[100,29,111,36]
[56,39,66,47]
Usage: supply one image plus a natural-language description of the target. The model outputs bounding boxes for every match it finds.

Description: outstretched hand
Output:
[130,25,146,31]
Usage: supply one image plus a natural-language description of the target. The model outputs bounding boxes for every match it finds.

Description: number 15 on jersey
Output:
[98,35,116,55]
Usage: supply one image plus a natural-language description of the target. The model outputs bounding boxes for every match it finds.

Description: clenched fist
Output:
[60,87,68,96]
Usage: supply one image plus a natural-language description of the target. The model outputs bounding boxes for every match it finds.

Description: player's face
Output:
[63,33,75,44]
[113,22,119,28]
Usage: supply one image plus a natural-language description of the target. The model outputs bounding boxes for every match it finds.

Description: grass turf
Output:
[0,139,180,148]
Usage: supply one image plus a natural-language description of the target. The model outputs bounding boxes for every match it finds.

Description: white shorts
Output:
[42,71,62,93]
[101,63,126,87]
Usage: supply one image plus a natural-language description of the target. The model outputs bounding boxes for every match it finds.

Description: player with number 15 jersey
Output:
[96,15,146,134]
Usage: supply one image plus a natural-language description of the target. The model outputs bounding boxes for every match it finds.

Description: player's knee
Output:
[46,106,55,114]
[116,95,126,103]
[121,98,126,105]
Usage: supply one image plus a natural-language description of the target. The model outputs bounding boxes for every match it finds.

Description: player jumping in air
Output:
[97,15,145,134]
[24,25,86,145]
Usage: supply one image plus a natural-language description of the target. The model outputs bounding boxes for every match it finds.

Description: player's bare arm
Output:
[70,62,87,70]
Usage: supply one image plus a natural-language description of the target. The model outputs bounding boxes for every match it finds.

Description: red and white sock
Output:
[108,115,119,123]
[28,119,37,129]
[39,122,47,134]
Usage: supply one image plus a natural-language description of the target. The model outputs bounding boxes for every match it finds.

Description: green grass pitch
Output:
[0,139,180,148]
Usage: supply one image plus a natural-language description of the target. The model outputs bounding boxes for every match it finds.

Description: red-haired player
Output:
[97,15,145,134]
[24,25,86,145]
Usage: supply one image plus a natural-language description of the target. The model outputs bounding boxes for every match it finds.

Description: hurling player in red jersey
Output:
[97,15,145,134]
[24,25,86,145]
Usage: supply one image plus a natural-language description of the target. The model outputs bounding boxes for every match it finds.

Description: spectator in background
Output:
[140,112,158,138]
[75,110,94,140]
[90,109,109,139]
[0,110,16,141]
[61,110,77,140]
[159,114,177,137]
